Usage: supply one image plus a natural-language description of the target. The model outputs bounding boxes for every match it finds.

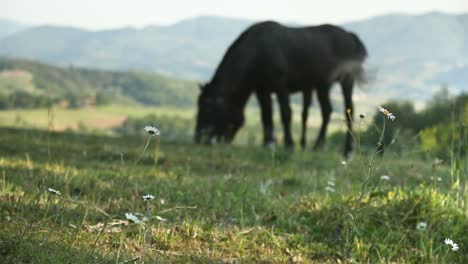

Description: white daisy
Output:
[445,238,454,246]
[47,188,61,195]
[144,125,160,136]
[444,238,459,251]
[380,175,391,181]
[125,213,141,224]
[378,106,396,121]
[325,186,335,193]
[143,194,155,201]
[155,215,167,222]
[359,113,367,119]
[416,222,427,231]
[327,180,335,187]
[160,198,166,205]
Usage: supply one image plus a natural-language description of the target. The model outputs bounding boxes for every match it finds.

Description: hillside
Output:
[0,58,197,108]
[0,16,251,79]
[0,13,466,101]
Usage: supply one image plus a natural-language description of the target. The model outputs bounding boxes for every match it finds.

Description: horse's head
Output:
[194,83,244,144]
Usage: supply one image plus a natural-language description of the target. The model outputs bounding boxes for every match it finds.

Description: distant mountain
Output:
[0,13,466,101]
[343,12,468,99]
[0,16,251,79]
[0,18,27,39]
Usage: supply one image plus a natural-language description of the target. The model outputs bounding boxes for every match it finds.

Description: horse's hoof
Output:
[264,141,276,150]
[343,151,354,161]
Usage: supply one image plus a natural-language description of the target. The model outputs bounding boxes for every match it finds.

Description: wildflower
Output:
[437,177,442,182]
[416,222,427,231]
[377,106,396,121]
[144,125,160,136]
[47,188,61,195]
[125,213,141,224]
[155,215,167,222]
[143,194,155,201]
[434,158,443,165]
[327,180,335,187]
[325,186,335,193]
[380,175,391,181]
[160,198,166,205]
[359,113,366,119]
[444,238,459,251]
[341,160,347,166]
[444,238,454,246]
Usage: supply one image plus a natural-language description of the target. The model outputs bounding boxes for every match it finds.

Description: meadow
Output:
[0,103,466,263]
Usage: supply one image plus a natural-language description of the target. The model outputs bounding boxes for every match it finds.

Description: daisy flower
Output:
[359,113,367,119]
[155,215,167,222]
[325,186,335,193]
[380,175,391,181]
[47,188,61,195]
[444,238,454,246]
[444,238,459,252]
[144,125,160,136]
[378,106,396,121]
[416,222,427,231]
[125,213,141,224]
[143,194,155,201]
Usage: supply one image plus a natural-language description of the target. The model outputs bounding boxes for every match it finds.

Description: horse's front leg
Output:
[256,91,275,147]
[277,91,294,148]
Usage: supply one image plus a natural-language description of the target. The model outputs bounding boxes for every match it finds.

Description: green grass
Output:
[0,125,466,263]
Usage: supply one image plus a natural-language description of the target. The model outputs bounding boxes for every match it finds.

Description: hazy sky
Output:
[2,0,467,30]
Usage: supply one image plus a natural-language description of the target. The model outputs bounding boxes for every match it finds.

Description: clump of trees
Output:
[0,91,112,109]
[346,89,467,158]
[0,91,54,109]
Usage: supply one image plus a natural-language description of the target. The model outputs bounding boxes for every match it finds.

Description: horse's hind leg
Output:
[341,75,354,159]
[256,91,275,147]
[301,89,312,149]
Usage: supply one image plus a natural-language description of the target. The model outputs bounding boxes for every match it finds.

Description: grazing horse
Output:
[194,21,367,157]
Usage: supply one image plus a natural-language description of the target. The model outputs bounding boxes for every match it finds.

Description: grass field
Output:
[0,105,194,132]
[0,111,466,263]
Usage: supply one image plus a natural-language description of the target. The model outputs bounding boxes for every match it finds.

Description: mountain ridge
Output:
[0,13,466,100]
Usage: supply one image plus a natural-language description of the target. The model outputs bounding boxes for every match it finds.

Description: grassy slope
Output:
[0,58,197,106]
[0,126,466,263]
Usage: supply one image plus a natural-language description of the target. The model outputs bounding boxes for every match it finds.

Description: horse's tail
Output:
[350,32,367,60]
[349,32,375,87]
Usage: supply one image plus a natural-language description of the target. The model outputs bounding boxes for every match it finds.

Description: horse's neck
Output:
[212,71,251,108]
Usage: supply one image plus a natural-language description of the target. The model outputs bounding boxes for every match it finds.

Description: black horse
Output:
[195,21,367,157]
